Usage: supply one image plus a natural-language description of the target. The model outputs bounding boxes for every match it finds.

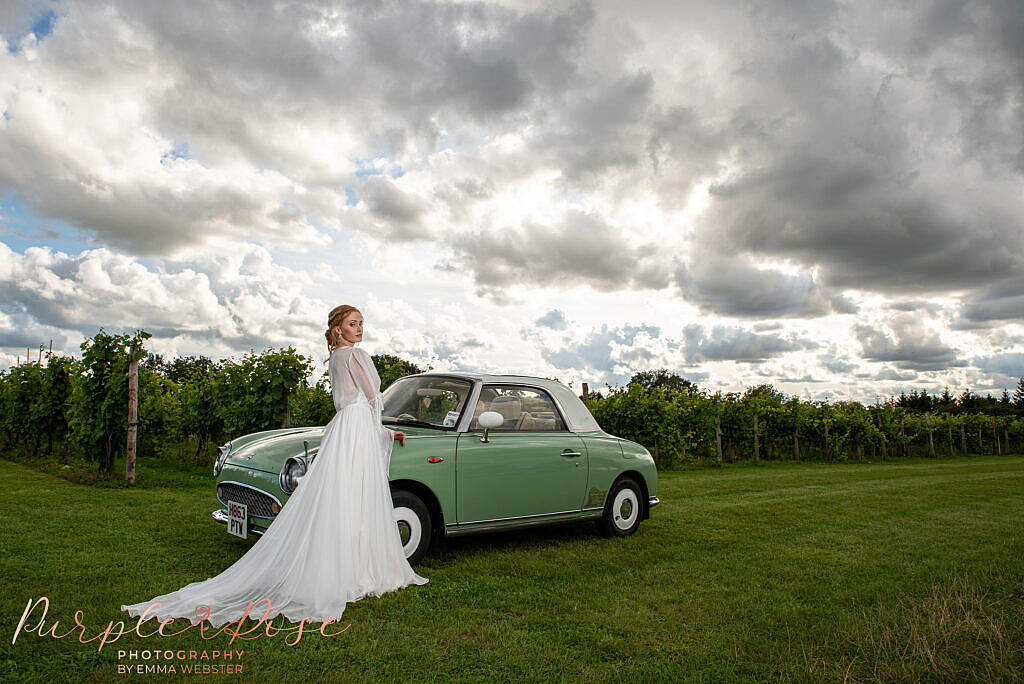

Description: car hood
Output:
[226,424,451,472]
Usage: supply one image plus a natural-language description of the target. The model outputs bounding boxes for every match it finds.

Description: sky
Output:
[0,0,1022,402]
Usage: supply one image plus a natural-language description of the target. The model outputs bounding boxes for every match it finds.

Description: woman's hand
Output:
[394,430,406,447]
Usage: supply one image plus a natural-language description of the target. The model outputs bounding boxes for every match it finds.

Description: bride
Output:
[121,305,429,627]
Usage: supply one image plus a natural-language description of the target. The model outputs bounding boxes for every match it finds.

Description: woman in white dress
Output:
[121,305,429,627]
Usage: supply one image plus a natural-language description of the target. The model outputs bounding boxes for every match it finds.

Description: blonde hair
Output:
[325,305,361,362]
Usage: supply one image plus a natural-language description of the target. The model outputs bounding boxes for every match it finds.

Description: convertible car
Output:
[212,372,659,564]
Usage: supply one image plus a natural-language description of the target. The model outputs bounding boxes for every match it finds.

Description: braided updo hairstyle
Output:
[325,305,361,362]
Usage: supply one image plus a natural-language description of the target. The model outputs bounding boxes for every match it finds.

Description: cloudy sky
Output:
[1,0,1022,401]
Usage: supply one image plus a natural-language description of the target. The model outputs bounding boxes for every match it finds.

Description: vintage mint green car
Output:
[212,372,659,564]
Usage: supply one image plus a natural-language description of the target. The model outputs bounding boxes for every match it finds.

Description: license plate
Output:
[227,501,247,539]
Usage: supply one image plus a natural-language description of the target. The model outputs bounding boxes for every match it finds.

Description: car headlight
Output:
[279,456,307,493]
[214,442,232,476]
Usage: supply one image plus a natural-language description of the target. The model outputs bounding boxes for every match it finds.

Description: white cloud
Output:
[1,0,1023,398]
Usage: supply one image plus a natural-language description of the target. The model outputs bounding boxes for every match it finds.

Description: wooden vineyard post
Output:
[824,421,830,459]
[926,412,935,456]
[714,411,723,467]
[900,414,906,457]
[877,411,886,459]
[992,418,999,455]
[125,342,139,485]
[960,415,967,455]
[282,390,292,428]
[753,413,760,462]
[946,413,953,456]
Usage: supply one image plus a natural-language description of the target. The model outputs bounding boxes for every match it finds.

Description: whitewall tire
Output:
[597,476,643,537]
[391,489,432,565]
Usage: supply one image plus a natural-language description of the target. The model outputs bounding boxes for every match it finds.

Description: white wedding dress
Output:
[121,345,428,627]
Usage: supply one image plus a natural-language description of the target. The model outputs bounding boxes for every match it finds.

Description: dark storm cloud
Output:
[820,355,857,375]
[359,177,430,240]
[855,314,962,371]
[528,69,656,182]
[2,0,1023,386]
[143,0,594,138]
[432,177,496,223]
[674,256,855,318]
[543,320,811,380]
[971,352,1024,381]
[863,368,920,383]
[705,156,1021,294]
[955,276,1024,327]
[681,324,812,363]
[889,300,943,315]
[687,1,1024,307]
[0,0,597,256]
[451,209,670,299]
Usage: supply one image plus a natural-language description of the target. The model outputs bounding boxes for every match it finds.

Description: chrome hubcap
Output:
[612,488,639,530]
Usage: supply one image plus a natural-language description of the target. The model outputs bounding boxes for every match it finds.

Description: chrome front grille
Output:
[216,482,279,519]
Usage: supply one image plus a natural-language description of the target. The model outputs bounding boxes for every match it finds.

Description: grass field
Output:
[1,453,1022,682]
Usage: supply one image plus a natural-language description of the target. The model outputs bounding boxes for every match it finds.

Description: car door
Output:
[456,384,588,523]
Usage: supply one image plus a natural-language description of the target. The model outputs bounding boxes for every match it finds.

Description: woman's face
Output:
[335,311,363,346]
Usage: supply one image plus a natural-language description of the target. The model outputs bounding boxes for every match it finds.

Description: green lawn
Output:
[1,454,1022,682]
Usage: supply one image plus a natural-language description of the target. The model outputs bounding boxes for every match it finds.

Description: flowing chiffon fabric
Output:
[121,346,428,627]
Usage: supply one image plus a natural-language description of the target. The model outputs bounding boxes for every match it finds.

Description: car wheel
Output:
[596,476,643,537]
[391,489,432,566]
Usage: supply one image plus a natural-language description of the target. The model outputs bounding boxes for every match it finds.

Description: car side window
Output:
[469,385,567,432]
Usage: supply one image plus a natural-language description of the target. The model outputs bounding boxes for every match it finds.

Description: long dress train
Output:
[120,345,428,627]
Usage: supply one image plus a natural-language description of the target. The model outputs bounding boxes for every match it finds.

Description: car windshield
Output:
[381,375,474,430]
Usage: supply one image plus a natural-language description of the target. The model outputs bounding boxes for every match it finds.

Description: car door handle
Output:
[560,450,582,457]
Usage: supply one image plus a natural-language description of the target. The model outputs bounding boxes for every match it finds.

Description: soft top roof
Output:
[400,371,602,432]
[413,370,561,384]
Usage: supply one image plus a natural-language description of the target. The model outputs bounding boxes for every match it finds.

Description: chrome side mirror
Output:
[478,411,503,443]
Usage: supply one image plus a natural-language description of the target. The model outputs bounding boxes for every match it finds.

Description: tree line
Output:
[0,329,420,478]
[585,369,1024,468]
[0,329,1021,477]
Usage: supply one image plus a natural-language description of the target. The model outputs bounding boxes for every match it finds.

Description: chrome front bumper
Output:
[211,509,265,536]
[649,496,660,507]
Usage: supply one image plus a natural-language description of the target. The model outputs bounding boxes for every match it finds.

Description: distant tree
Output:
[937,387,956,413]
[958,389,980,412]
[1014,378,1024,411]
[742,383,787,404]
[981,393,998,412]
[141,352,165,373]
[373,354,423,392]
[897,389,936,412]
[38,354,73,459]
[627,369,696,395]
[161,355,216,384]
[68,328,150,478]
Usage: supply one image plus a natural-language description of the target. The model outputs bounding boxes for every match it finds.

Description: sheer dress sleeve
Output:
[347,348,395,442]
[348,348,382,404]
